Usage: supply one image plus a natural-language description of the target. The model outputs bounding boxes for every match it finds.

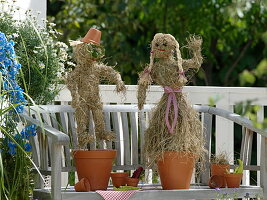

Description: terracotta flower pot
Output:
[73,149,116,191]
[74,178,91,192]
[224,173,243,188]
[211,164,230,188]
[126,177,139,187]
[208,175,224,189]
[111,172,128,188]
[157,151,195,190]
[81,28,101,45]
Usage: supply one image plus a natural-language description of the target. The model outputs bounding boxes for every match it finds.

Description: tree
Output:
[48,0,267,86]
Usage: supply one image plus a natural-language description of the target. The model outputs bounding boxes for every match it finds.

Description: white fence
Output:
[55,85,267,186]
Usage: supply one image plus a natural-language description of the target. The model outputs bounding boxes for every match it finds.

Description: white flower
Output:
[33,50,38,54]
[39,63,45,69]
[49,23,56,27]
[55,42,68,49]
[67,61,76,67]
[58,62,65,69]
[13,33,19,38]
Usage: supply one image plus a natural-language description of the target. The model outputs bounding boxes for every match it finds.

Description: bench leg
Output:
[51,144,62,200]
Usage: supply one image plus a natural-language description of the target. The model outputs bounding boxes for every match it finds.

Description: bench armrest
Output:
[194,105,267,137]
[20,113,70,145]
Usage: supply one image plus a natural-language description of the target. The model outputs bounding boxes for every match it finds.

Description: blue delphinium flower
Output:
[7,141,16,155]
[0,32,27,113]
[5,125,37,155]
[24,142,32,152]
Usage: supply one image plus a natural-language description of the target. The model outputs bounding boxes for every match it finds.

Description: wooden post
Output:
[216,102,234,163]
[260,137,267,199]
[51,144,62,200]
[257,107,264,186]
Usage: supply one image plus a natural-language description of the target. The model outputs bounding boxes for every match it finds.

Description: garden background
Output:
[0,0,267,199]
[48,0,267,87]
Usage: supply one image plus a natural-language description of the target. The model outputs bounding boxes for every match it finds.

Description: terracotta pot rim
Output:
[73,149,117,159]
[111,172,128,177]
[224,173,243,177]
[126,177,139,181]
[211,163,230,167]
[159,151,196,161]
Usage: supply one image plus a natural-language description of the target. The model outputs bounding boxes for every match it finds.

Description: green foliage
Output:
[0,31,38,199]
[0,3,72,104]
[48,0,267,86]
[0,137,34,200]
[113,186,141,191]
[233,159,243,174]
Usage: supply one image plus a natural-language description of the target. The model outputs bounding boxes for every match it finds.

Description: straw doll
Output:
[137,33,205,166]
[66,28,126,148]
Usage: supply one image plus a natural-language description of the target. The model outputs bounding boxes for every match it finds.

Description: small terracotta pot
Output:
[111,172,128,188]
[74,178,91,192]
[208,175,224,189]
[157,151,195,190]
[73,150,116,191]
[126,177,139,187]
[224,173,243,188]
[211,164,230,188]
[81,28,101,45]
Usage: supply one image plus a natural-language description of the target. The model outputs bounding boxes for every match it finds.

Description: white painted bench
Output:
[20,104,267,200]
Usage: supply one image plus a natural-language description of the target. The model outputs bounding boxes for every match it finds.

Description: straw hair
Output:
[137,33,205,167]
[66,42,126,149]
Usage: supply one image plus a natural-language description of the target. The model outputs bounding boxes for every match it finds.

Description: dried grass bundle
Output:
[210,152,230,165]
[66,42,126,149]
[137,33,205,167]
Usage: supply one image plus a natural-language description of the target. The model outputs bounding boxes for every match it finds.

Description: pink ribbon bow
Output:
[164,86,183,134]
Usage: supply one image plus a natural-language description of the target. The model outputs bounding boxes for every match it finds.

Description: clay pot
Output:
[81,28,101,45]
[208,175,224,189]
[73,150,116,191]
[74,178,91,192]
[211,164,230,188]
[157,151,195,190]
[224,173,243,188]
[126,177,139,187]
[111,172,128,188]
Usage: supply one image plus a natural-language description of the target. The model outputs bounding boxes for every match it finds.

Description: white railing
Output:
[55,85,267,186]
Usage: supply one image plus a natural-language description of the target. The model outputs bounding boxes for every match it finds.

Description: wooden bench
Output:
[20,104,267,200]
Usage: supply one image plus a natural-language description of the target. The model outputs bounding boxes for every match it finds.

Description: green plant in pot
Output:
[66,28,126,191]
[137,33,205,190]
[224,159,243,188]
[210,152,231,188]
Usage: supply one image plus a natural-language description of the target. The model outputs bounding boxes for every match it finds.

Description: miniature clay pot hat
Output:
[74,177,91,192]
[81,28,101,45]
[208,175,224,189]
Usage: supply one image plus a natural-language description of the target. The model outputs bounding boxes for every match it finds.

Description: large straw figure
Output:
[138,33,205,165]
[67,28,126,149]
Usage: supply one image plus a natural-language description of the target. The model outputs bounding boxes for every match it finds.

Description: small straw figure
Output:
[137,33,205,165]
[66,28,126,149]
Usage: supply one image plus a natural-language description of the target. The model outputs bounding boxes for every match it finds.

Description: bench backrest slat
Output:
[121,112,131,165]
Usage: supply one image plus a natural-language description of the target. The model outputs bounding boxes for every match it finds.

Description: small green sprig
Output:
[113,186,141,191]
[226,159,243,174]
